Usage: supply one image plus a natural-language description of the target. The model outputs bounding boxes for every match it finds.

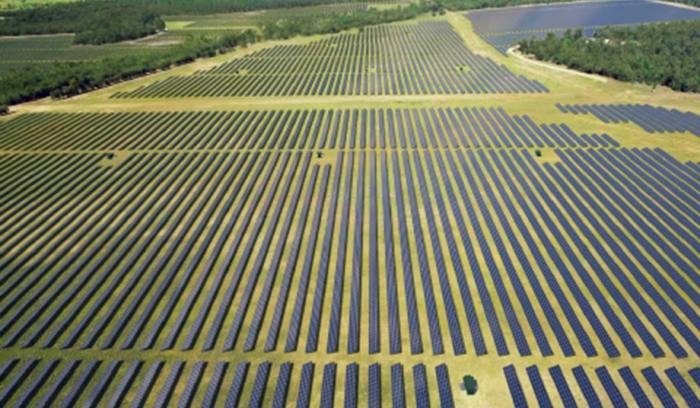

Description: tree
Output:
[463,375,478,395]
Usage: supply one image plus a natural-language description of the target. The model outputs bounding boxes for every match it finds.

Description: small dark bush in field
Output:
[463,375,478,395]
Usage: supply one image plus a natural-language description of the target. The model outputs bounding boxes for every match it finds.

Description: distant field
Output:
[164,2,371,31]
[466,0,700,52]
[0,34,177,74]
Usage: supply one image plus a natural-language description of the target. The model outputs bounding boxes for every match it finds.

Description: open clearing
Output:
[0,7,699,408]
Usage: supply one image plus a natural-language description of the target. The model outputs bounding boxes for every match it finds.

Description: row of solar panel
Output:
[556,103,700,137]
[0,358,455,407]
[112,21,547,97]
[0,107,617,151]
[0,147,697,356]
[504,364,700,408]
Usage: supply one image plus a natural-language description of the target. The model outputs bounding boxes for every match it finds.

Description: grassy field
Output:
[0,33,180,74]
[0,8,699,408]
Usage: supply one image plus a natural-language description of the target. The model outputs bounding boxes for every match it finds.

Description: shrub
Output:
[463,375,478,395]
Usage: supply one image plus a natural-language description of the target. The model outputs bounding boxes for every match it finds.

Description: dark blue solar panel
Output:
[526,366,552,408]
[689,368,700,387]
[296,363,314,408]
[326,153,354,353]
[284,165,330,353]
[504,365,528,408]
[347,153,365,354]
[271,363,292,408]
[154,361,184,407]
[618,367,652,408]
[37,360,81,407]
[413,364,430,408]
[344,363,358,408]
[248,361,272,408]
[595,367,627,408]
[390,151,424,355]
[107,361,143,408]
[320,363,337,408]
[202,362,228,407]
[178,362,206,408]
[572,366,602,408]
[391,364,405,408]
[549,366,576,408]
[435,364,454,408]
[641,367,678,408]
[665,367,700,407]
[224,362,250,408]
[60,360,101,408]
[369,363,381,408]
[14,359,59,407]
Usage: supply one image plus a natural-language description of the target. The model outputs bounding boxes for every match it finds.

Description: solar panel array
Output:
[0,107,615,152]
[506,364,700,407]
[0,104,698,406]
[465,0,700,54]
[557,103,700,138]
[0,359,456,406]
[3,145,698,359]
[112,21,547,98]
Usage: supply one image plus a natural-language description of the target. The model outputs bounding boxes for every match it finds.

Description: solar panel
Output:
[224,362,250,408]
[413,364,430,408]
[320,363,337,408]
[595,366,627,408]
[435,364,455,408]
[665,367,700,407]
[296,363,315,408]
[248,362,271,408]
[154,361,184,407]
[178,361,206,408]
[369,363,382,408]
[526,366,552,408]
[572,366,602,408]
[618,367,652,408]
[549,366,577,408]
[202,362,228,407]
[503,365,528,407]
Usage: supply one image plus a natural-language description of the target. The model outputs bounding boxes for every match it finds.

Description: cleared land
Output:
[0,7,699,408]
[0,34,177,74]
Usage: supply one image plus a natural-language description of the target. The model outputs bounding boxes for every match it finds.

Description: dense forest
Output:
[0,2,164,44]
[518,20,700,92]
[261,2,431,38]
[0,30,257,107]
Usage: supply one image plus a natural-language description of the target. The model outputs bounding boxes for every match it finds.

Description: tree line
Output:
[518,20,700,93]
[0,2,165,45]
[0,30,257,108]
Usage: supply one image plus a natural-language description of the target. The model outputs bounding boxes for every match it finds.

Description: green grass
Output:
[0,33,179,74]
